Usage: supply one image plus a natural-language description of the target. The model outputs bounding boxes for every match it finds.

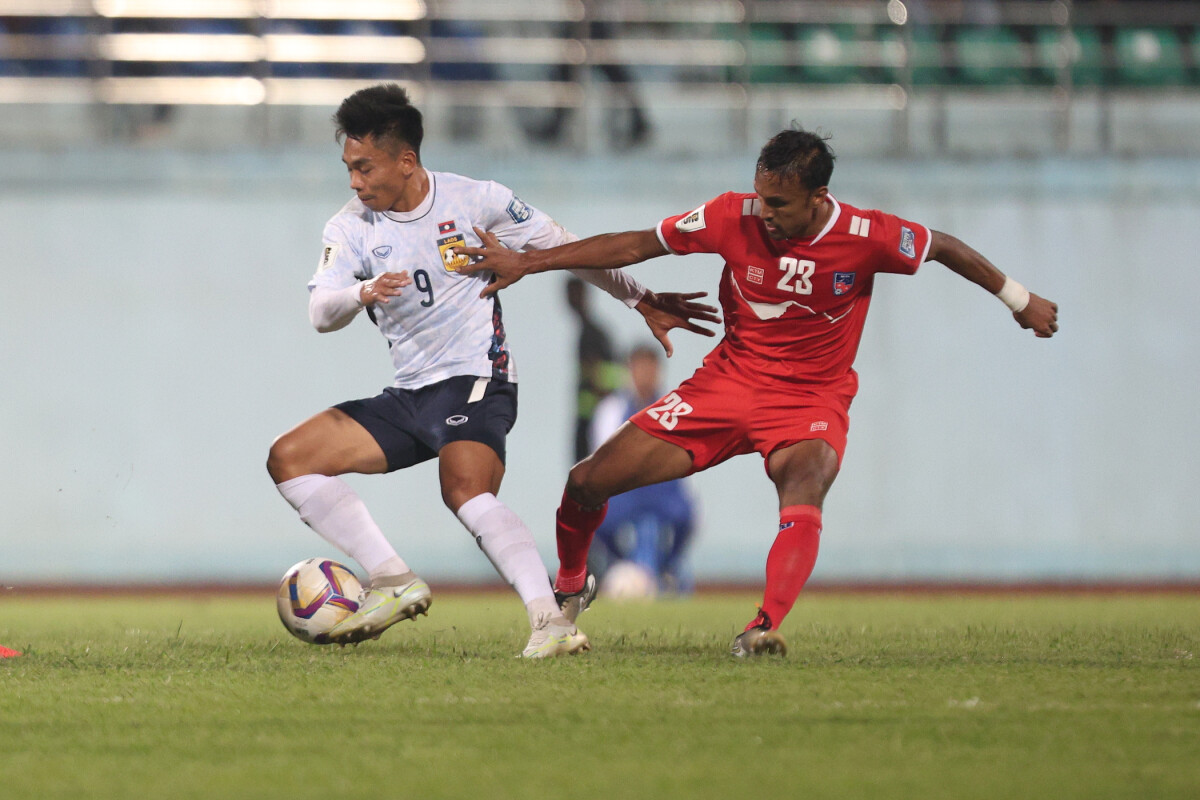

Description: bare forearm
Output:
[928,229,1059,337]
[523,229,667,274]
[928,230,1005,293]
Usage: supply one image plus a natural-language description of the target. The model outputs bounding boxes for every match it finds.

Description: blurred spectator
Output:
[565,276,623,464]
[520,20,651,149]
[588,344,697,596]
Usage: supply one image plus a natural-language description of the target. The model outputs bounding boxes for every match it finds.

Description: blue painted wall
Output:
[2,148,1196,582]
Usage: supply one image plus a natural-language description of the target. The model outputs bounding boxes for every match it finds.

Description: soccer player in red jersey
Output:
[460,129,1059,657]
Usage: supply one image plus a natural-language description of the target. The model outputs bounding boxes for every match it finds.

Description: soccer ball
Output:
[276,558,364,644]
[600,560,657,600]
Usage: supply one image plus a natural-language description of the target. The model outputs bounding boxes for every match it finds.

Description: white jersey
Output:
[310,170,645,389]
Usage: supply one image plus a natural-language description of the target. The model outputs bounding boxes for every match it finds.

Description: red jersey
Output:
[657,193,930,387]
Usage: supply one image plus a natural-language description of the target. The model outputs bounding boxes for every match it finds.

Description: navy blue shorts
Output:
[335,376,517,473]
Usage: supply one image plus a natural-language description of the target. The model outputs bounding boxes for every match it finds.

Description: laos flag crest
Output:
[833,272,856,295]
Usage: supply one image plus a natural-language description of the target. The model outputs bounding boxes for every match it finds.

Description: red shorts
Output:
[629,349,856,474]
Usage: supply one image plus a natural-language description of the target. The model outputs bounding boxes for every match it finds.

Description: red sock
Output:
[554,489,607,593]
[758,505,822,630]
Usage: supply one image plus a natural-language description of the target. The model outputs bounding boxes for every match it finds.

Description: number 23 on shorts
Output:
[645,392,693,431]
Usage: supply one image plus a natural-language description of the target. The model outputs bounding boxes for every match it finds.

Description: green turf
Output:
[2,593,1198,799]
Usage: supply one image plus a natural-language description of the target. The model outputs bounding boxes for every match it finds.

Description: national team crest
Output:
[438,232,469,272]
[833,272,856,295]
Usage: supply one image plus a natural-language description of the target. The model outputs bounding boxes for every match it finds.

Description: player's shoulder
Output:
[328,196,371,225]
[431,170,512,199]
[430,170,524,217]
[832,198,900,238]
[431,169,489,190]
[672,191,753,228]
[711,190,756,215]
[322,197,371,242]
[831,197,927,261]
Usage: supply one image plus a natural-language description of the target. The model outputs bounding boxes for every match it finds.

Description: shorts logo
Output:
[318,243,340,272]
[779,521,795,531]
[507,197,533,224]
[833,272,856,295]
[446,415,469,426]
[747,265,765,285]
[438,233,470,272]
[675,205,706,233]
[372,245,392,259]
[810,421,829,432]
[438,220,456,234]
[899,226,916,259]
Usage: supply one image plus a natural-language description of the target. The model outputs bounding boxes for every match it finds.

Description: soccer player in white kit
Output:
[266,84,717,658]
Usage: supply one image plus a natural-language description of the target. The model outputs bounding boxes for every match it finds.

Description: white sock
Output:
[456,492,559,628]
[276,475,409,580]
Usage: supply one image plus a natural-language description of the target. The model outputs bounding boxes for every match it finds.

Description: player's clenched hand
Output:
[360,271,411,306]
[459,228,531,298]
[1015,293,1059,338]
[636,291,721,358]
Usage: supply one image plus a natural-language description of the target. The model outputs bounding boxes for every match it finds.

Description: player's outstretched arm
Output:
[460,228,668,298]
[927,230,1059,338]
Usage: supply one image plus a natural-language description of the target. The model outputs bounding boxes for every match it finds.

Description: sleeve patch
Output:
[675,205,706,233]
[507,196,533,224]
[899,226,916,259]
[318,243,341,272]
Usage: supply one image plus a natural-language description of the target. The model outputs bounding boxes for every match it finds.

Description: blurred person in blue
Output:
[588,344,697,596]
[565,276,623,463]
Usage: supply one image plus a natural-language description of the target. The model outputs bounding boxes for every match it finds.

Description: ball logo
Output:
[446,415,469,426]
[675,205,706,233]
[318,243,341,272]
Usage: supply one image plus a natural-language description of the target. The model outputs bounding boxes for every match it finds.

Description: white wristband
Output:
[996,276,1030,313]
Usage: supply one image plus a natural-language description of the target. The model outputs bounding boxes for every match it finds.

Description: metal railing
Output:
[2,0,1198,151]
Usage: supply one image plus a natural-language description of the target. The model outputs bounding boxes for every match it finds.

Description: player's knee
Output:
[772,444,839,505]
[566,461,608,508]
[439,471,495,513]
[440,483,467,513]
[266,434,303,483]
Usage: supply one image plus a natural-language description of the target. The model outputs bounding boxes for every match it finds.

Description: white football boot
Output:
[325,572,432,645]
[730,609,788,658]
[520,613,591,659]
[553,572,598,624]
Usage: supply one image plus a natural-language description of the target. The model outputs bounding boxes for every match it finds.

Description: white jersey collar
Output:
[382,169,435,223]
[806,194,841,246]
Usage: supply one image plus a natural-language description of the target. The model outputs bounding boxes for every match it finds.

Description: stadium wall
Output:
[1,146,1197,583]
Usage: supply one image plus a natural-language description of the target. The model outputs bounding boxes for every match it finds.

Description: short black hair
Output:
[334,83,424,158]
[756,129,835,191]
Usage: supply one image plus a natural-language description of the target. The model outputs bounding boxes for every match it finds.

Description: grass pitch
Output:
[2,591,1198,799]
